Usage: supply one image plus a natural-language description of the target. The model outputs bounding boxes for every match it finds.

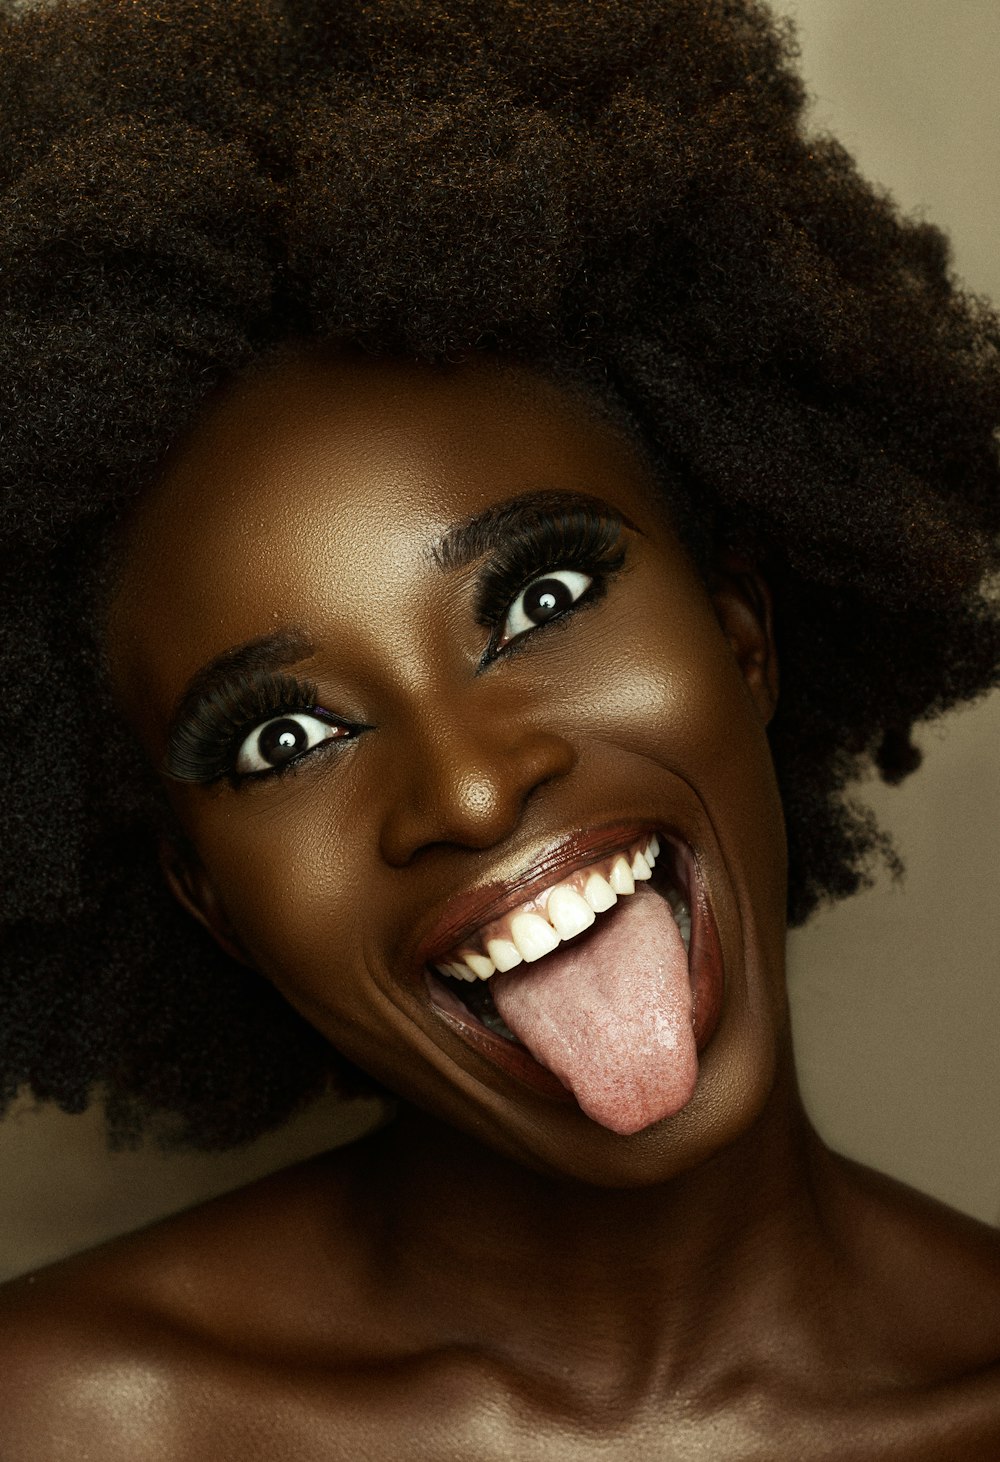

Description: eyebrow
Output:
[167,628,314,740]
[431,489,640,573]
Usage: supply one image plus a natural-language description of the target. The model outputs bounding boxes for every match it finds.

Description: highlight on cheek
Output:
[164,671,354,785]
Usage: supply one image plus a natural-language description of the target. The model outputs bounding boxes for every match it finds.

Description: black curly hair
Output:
[2,0,999,1150]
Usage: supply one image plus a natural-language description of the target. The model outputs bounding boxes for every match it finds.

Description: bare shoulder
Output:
[0,1263,188,1462]
[828,1153,1000,1380]
[0,1144,511,1462]
[0,1148,371,1461]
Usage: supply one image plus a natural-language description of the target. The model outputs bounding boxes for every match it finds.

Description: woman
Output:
[2,0,999,1455]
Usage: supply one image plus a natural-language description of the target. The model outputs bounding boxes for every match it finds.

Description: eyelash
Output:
[475,507,627,663]
[164,673,349,787]
[166,509,628,787]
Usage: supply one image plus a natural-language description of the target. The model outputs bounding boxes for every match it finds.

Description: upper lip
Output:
[411,820,678,972]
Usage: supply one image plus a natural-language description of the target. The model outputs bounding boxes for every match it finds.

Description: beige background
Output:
[2,0,999,1283]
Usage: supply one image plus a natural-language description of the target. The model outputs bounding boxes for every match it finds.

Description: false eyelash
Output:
[475,506,628,653]
[164,672,326,785]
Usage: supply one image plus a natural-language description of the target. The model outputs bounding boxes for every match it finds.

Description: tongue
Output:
[491,886,697,1135]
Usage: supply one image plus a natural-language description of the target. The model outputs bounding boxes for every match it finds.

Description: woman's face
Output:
[108,352,788,1187]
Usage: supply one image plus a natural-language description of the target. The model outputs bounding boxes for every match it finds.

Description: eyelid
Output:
[472,507,627,620]
[163,671,335,784]
[472,506,628,663]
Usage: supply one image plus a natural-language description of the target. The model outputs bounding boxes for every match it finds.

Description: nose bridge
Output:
[378,685,576,865]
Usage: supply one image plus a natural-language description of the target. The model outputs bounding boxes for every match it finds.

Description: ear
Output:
[158,837,253,967]
[709,551,779,725]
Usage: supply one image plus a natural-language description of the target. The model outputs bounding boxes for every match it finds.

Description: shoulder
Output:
[0,1260,187,1462]
[828,1154,1000,1381]
[0,1150,370,1460]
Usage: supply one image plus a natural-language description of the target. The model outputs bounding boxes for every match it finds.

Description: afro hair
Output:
[1,0,998,1147]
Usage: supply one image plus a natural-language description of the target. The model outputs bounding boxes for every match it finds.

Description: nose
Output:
[378,706,577,866]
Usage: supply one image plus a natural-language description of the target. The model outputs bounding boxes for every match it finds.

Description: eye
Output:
[499,568,593,647]
[235,711,344,775]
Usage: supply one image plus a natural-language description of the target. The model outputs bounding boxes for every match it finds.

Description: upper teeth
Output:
[433,833,691,983]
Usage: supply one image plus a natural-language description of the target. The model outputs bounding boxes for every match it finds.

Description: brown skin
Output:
[2,353,1000,1459]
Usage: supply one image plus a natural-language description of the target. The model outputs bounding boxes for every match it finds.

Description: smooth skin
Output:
[2,354,999,1460]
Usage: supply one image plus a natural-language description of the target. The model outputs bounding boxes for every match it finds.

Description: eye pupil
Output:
[257,717,308,766]
[524,576,573,624]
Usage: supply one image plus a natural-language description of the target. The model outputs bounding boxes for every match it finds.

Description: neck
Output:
[346,1065,841,1398]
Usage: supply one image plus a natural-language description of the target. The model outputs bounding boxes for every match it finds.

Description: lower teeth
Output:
[481,1008,519,1042]
[454,978,520,1042]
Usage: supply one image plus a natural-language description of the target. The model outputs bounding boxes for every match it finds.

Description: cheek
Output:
[571,593,773,790]
[180,785,371,985]
[555,591,787,906]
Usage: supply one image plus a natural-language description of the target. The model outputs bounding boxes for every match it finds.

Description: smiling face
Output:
[108,351,789,1186]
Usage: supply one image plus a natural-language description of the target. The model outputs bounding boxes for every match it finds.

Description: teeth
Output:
[509,911,561,963]
[436,834,686,985]
[486,937,523,973]
[461,950,496,980]
[546,884,596,940]
[608,855,635,896]
[583,872,617,913]
[437,959,475,983]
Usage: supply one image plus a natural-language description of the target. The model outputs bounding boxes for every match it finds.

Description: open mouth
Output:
[428,833,685,1039]
[423,829,722,1132]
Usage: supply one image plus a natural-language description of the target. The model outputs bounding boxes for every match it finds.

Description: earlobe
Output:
[158,837,252,966]
[709,552,779,725]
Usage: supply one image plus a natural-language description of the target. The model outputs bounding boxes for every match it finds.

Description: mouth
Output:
[420,827,723,1119]
[428,832,684,1033]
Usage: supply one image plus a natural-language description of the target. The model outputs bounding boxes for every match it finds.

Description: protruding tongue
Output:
[491,886,697,1135]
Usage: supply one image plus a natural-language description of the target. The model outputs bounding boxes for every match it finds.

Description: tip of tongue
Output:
[567,1044,699,1137]
[491,885,699,1136]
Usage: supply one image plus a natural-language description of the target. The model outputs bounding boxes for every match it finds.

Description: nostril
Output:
[378,722,577,866]
[520,731,573,812]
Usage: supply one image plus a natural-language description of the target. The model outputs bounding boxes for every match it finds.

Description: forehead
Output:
[109,353,662,708]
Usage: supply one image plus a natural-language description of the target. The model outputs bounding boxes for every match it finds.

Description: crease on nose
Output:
[378,722,576,866]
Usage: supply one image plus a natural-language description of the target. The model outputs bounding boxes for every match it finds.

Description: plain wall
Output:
[780,0,1000,1225]
[2,0,999,1282]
